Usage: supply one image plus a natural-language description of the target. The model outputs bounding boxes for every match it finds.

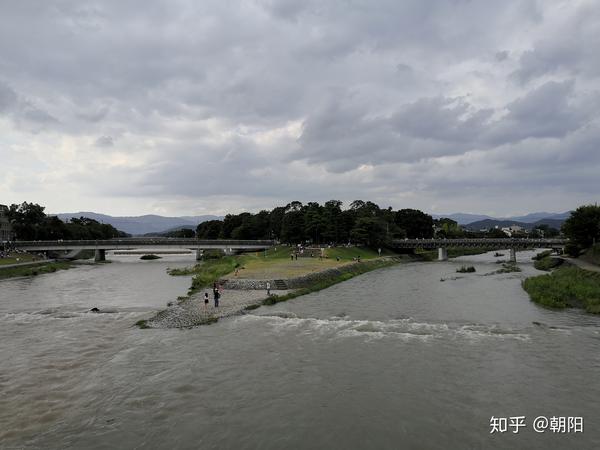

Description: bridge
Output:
[12,238,276,261]
[390,238,567,262]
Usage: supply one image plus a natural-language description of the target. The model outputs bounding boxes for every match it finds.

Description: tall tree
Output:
[394,209,434,238]
[562,205,600,254]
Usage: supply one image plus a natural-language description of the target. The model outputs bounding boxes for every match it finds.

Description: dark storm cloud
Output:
[0,0,598,215]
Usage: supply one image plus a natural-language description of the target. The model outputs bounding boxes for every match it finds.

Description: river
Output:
[1,251,599,449]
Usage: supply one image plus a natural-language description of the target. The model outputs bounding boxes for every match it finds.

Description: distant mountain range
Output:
[462,218,565,231]
[55,212,221,235]
[54,210,571,236]
[431,211,571,226]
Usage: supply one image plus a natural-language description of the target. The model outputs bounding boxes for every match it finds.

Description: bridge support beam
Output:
[438,247,448,261]
[94,249,106,262]
[196,249,203,261]
[509,248,516,263]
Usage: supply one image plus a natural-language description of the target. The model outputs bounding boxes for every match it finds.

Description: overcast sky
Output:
[1,0,599,217]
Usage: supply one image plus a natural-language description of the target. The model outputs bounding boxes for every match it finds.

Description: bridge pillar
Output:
[94,249,106,262]
[196,249,203,261]
[438,247,448,261]
[509,248,516,263]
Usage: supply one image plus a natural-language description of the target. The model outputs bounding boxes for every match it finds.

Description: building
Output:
[501,225,524,237]
[0,204,14,242]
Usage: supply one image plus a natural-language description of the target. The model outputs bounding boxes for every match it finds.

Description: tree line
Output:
[6,202,127,240]
[196,200,436,246]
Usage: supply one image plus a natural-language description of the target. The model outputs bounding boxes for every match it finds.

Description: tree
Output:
[8,202,47,240]
[350,217,388,246]
[562,205,600,255]
[394,209,434,238]
[196,220,224,239]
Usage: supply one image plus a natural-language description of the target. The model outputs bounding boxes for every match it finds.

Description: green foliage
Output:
[434,218,465,238]
[456,265,476,273]
[196,220,224,239]
[168,264,202,276]
[496,262,522,273]
[532,250,553,261]
[140,254,161,260]
[0,261,71,279]
[394,209,434,238]
[135,320,150,329]
[523,267,600,312]
[188,257,238,294]
[7,202,127,240]
[561,204,600,254]
[198,200,433,246]
[533,256,563,271]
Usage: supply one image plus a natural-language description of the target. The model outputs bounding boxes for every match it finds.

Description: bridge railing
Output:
[390,238,567,248]
[12,238,277,248]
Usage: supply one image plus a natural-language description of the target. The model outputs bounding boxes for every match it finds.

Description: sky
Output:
[1,0,599,217]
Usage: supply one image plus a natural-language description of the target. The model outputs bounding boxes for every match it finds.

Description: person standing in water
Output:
[266,281,271,296]
[204,292,209,308]
[213,289,220,308]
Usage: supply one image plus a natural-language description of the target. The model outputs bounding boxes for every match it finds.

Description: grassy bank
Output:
[0,261,72,280]
[0,253,39,265]
[169,256,239,296]
[533,256,563,271]
[522,266,600,313]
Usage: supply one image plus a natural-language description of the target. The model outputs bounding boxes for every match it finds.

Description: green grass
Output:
[522,266,600,313]
[0,253,38,265]
[495,262,522,274]
[169,257,239,296]
[532,250,553,261]
[533,256,563,271]
[324,246,395,260]
[0,261,72,279]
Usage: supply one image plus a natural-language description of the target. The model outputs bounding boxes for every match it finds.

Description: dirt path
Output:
[562,257,600,273]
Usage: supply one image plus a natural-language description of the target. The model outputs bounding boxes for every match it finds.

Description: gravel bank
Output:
[145,288,290,328]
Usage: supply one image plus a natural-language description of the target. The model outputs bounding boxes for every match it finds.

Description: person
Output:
[266,281,271,296]
[204,292,209,307]
[214,289,220,308]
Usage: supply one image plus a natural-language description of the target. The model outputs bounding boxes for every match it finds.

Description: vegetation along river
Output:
[1,250,599,449]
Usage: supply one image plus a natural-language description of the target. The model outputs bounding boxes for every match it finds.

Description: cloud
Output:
[0,0,598,216]
[95,135,114,147]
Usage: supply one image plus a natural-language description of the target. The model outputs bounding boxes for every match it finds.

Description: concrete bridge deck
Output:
[390,238,566,262]
[391,238,566,249]
[12,238,276,261]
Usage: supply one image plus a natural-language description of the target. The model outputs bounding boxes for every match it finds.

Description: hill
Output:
[464,218,565,231]
[55,212,222,236]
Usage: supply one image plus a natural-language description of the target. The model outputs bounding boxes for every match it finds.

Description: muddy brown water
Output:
[1,250,599,449]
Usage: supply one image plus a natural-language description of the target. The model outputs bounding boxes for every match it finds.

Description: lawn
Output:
[0,252,39,265]
[225,246,392,280]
